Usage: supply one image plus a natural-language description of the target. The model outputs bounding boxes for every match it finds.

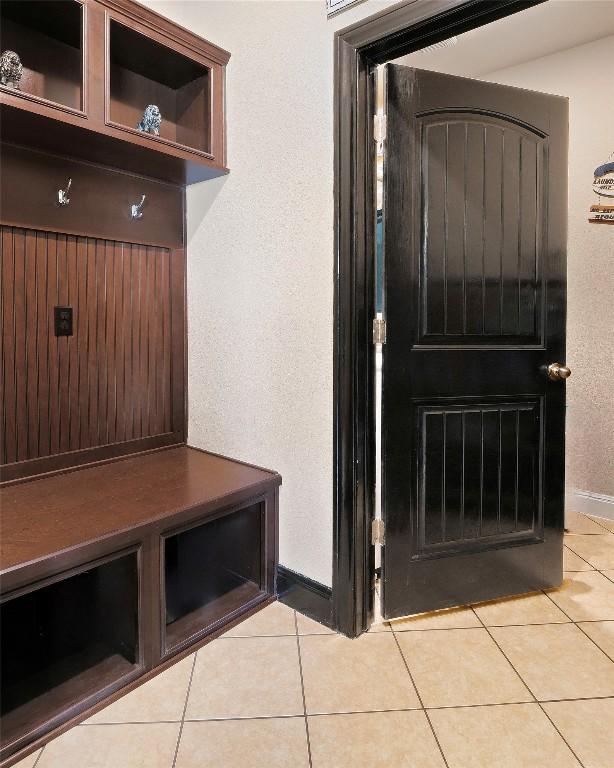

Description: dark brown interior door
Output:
[381,65,568,619]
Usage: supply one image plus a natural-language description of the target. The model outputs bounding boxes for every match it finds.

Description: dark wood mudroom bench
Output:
[0,1,252,764]
[0,447,280,765]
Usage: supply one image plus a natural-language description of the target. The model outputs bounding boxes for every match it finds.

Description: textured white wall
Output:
[145,0,397,587]
[485,36,614,500]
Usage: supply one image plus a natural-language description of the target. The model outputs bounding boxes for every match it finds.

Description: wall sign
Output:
[589,154,614,224]
[327,0,366,18]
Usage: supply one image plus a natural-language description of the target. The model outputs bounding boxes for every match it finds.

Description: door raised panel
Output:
[416,399,543,558]
[382,65,567,619]
[419,113,546,347]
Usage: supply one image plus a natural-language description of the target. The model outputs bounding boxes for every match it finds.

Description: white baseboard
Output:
[568,490,614,522]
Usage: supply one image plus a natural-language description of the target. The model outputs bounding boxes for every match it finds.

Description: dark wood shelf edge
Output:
[0,597,275,768]
[0,481,278,591]
[0,436,186,488]
[164,583,267,654]
[0,653,142,763]
[0,103,228,186]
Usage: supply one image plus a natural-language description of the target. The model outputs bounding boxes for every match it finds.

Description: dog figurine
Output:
[137,104,162,136]
[0,50,23,89]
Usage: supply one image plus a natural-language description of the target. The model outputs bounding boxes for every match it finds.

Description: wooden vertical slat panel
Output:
[153,249,164,436]
[123,243,135,442]
[139,247,151,438]
[517,408,537,531]
[146,248,157,436]
[483,126,503,335]
[444,411,463,541]
[66,235,79,452]
[462,411,481,540]
[499,408,518,534]
[170,249,185,438]
[36,231,51,458]
[47,233,61,456]
[96,240,108,445]
[2,225,182,478]
[501,132,521,335]
[464,125,485,335]
[161,249,171,434]
[24,229,38,460]
[131,244,143,440]
[423,124,446,336]
[423,412,444,545]
[105,241,117,444]
[1,228,17,464]
[127,243,137,439]
[76,237,89,449]
[86,238,99,447]
[0,233,3,465]
[445,123,466,335]
[114,242,126,443]
[519,138,539,337]
[481,409,500,537]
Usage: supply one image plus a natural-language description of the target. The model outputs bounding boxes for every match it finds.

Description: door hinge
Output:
[373,113,387,145]
[372,518,385,546]
[373,317,386,344]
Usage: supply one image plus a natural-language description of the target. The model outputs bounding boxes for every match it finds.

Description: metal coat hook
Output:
[57,178,72,206]
[131,195,146,219]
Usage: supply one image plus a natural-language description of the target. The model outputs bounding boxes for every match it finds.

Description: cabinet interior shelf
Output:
[108,19,212,156]
[0,0,230,184]
[0,0,84,113]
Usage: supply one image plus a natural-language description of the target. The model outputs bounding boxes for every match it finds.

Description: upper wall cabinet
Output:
[0,0,229,185]
[0,1,85,114]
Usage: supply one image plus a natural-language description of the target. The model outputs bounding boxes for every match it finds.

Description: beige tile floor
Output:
[15,512,614,768]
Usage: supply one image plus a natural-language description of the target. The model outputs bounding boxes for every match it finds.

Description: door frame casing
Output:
[332,0,546,637]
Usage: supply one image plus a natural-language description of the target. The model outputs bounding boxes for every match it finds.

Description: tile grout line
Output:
[565,524,610,536]
[389,624,451,768]
[582,516,614,534]
[215,613,612,638]
[293,610,313,768]
[170,650,198,768]
[541,588,614,665]
[564,541,601,570]
[219,632,298,639]
[469,605,587,768]
[73,693,614,727]
[32,745,45,767]
[600,569,614,584]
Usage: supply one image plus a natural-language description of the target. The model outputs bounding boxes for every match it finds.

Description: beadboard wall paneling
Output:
[1,226,185,482]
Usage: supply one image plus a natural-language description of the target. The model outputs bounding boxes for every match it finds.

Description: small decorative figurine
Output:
[137,104,162,136]
[0,50,23,89]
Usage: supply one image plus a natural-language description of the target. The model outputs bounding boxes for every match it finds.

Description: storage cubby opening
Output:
[164,503,264,650]
[108,20,212,154]
[0,553,140,750]
[0,0,83,111]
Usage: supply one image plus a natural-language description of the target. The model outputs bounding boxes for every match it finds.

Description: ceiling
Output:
[392,0,614,77]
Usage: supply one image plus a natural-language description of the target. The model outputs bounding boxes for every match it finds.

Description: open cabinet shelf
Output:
[0,0,84,114]
[0,447,280,764]
[0,0,229,184]
[108,19,212,155]
[0,552,141,755]
[164,502,265,652]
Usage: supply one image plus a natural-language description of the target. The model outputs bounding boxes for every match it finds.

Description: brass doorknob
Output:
[547,363,571,381]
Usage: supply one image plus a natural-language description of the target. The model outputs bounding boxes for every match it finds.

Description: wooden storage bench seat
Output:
[0,446,280,765]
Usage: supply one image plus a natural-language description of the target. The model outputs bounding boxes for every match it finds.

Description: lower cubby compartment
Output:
[0,552,140,754]
[0,447,280,763]
[164,502,265,651]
